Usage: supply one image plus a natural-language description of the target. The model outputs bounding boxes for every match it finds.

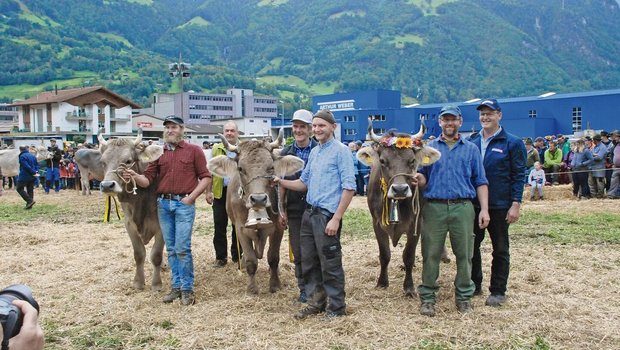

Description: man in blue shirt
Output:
[417,106,490,316]
[16,145,39,209]
[279,109,318,303]
[468,99,526,307]
[275,109,356,319]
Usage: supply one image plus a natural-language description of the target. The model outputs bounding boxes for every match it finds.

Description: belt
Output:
[305,203,333,217]
[159,193,190,200]
[427,198,471,205]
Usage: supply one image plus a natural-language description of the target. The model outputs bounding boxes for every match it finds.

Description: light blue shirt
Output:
[223,149,236,187]
[420,137,488,200]
[481,126,502,159]
[300,138,356,214]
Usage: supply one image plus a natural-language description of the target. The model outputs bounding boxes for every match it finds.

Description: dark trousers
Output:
[472,208,510,296]
[605,168,613,191]
[572,171,590,198]
[16,180,35,205]
[355,174,365,195]
[288,215,304,293]
[300,208,346,313]
[212,187,240,261]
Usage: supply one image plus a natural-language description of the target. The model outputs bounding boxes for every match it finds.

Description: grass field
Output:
[0,72,98,100]
[0,187,619,349]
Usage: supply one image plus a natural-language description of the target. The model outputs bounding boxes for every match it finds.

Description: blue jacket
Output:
[17,150,39,183]
[468,128,526,209]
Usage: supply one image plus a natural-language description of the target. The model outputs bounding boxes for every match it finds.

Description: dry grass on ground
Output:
[0,186,619,349]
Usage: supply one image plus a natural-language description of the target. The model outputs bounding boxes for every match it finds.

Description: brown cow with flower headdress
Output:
[357,118,441,297]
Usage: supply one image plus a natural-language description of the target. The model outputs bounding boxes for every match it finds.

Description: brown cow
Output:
[208,132,304,294]
[357,119,441,297]
[97,131,166,291]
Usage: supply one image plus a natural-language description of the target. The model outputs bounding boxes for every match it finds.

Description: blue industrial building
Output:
[312,89,620,143]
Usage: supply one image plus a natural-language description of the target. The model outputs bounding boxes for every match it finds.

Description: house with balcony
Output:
[10,86,140,143]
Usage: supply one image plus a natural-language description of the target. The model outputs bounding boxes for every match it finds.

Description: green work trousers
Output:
[418,201,475,303]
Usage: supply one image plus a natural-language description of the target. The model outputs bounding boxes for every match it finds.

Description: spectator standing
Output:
[45,139,63,193]
[279,109,318,303]
[123,115,211,305]
[16,145,38,209]
[275,110,356,319]
[570,139,592,199]
[528,161,545,200]
[206,121,242,267]
[468,99,526,307]
[202,141,212,161]
[543,140,562,185]
[416,106,490,317]
[589,134,607,198]
[354,140,369,195]
[600,131,613,192]
[607,130,620,198]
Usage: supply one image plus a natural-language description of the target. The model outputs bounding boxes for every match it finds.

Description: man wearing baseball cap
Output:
[279,109,318,303]
[468,99,526,307]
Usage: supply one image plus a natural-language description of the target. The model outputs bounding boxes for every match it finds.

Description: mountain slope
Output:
[1,0,619,106]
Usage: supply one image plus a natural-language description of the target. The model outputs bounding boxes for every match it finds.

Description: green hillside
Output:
[1,0,619,107]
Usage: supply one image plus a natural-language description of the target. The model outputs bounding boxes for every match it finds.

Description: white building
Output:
[11,86,140,142]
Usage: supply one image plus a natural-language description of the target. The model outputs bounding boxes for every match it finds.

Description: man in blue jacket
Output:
[468,99,526,307]
[17,145,39,209]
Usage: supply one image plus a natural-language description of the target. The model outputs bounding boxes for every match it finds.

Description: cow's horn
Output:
[97,128,108,146]
[219,133,238,152]
[134,128,143,146]
[367,117,382,143]
[412,121,426,140]
[269,128,284,149]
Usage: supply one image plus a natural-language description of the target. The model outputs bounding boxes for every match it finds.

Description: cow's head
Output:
[32,141,49,161]
[98,130,163,195]
[208,131,304,226]
[358,118,440,200]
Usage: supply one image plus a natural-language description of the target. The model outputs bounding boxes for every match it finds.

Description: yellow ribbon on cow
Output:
[380,177,389,226]
[103,196,122,223]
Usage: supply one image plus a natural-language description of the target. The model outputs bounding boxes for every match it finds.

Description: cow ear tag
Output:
[422,156,430,165]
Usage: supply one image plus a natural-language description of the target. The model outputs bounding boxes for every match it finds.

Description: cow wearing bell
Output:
[97,130,166,291]
[357,119,441,297]
[208,131,304,294]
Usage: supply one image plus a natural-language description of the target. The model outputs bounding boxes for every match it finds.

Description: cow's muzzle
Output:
[245,193,273,229]
[100,180,123,194]
[387,183,412,200]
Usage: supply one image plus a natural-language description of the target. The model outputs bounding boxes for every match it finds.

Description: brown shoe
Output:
[293,306,323,320]
[181,291,195,306]
[162,288,181,303]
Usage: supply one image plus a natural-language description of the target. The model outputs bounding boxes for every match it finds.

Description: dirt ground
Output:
[1,188,619,349]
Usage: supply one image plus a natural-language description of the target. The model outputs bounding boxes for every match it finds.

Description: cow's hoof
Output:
[404,289,416,298]
[152,283,163,292]
[269,282,281,293]
[247,285,259,295]
[133,282,145,290]
[376,280,389,289]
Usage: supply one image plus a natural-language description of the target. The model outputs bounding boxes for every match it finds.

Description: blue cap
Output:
[438,105,462,118]
[476,99,501,111]
[163,115,184,126]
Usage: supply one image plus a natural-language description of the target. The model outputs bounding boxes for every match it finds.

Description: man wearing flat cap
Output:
[468,99,526,307]
[275,109,356,319]
[123,115,211,306]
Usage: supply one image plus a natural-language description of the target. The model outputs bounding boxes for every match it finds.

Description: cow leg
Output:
[402,233,419,298]
[374,223,391,289]
[238,232,259,294]
[126,226,146,290]
[267,229,284,293]
[150,231,164,292]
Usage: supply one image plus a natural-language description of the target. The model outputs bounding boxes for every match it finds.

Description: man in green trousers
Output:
[416,105,490,316]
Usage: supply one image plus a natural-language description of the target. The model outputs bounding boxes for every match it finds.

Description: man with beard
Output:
[468,99,526,307]
[417,105,490,316]
[206,120,242,267]
[279,109,318,303]
[123,115,211,305]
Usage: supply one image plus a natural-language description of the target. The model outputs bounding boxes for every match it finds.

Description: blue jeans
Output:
[45,167,60,192]
[158,198,196,291]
